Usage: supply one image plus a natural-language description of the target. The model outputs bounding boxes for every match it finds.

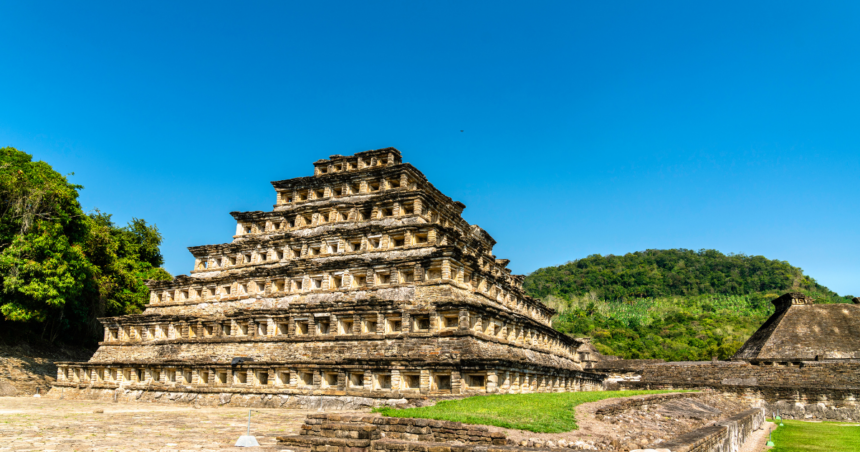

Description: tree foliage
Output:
[551,294,774,361]
[524,249,841,301]
[524,249,852,361]
[0,147,171,345]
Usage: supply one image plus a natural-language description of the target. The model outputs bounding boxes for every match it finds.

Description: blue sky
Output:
[1,1,858,295]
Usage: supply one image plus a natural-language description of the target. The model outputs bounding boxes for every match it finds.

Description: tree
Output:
[0,147,171,344]
[524,249,843,302]
[83,211,171,321]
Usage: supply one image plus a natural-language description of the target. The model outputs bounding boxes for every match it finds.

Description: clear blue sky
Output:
[1,1,858,295]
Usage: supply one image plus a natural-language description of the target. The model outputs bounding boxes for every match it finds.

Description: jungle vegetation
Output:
[0,147,171,345]
[524,249,853,361]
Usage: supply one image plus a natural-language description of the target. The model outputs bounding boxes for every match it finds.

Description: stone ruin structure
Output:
[277,399,766,452]
[621,292,860,421]
[731,292,860,362]
[51,147,603,408]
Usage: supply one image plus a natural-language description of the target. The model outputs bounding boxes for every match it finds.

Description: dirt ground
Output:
[0,396,350,451]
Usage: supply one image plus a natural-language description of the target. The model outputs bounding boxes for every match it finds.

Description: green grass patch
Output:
[373,390,691,433]
[771,419,860,452]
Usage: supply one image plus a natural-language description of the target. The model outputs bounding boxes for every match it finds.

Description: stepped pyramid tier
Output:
[52,148,605,408]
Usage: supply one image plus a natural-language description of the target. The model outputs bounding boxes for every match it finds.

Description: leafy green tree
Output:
[0,222,93,323]
[0,147,170,344]
[84,211,171,320]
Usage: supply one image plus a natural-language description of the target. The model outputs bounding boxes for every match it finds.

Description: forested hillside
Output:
[524,249,852,361]
[0,147,171,346]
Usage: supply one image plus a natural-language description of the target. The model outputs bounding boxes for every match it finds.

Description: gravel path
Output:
[738,421,776,452]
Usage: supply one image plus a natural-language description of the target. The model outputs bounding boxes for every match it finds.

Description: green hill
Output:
[524,249,852,361]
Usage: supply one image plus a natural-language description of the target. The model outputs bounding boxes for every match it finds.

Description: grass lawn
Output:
[373,390,690,433]
[771,419,860,452]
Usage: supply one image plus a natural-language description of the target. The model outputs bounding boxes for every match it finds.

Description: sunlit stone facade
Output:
[52,148,603,407]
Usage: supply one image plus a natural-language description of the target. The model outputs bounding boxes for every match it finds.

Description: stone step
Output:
[299,426,382,440]
[278,434,373,448]
[319,423,382,433]
[371,439,543,452]
[302,423,379,433]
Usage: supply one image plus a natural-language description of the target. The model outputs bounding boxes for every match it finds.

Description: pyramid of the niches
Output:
[53,148,600,402]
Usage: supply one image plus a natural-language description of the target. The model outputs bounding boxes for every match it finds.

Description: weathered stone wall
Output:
[589,359,665,387]
[622,361,860,420]
[144,281,551,328]
[295,413,508,445]
[634,361,860,389]
[53,361,604,402]
[101,285,578,364]
[279,406,766,452]
[594,392,705,416]
[590,359,665,371]
[625,383,860,421]
[648,408,765,452]
[87,335,581,370]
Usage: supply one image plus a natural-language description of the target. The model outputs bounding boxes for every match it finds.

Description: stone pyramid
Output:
[52,148,602,408]
[732,293,860,362]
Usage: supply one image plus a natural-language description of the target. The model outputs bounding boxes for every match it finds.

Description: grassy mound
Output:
[373,390,690,433]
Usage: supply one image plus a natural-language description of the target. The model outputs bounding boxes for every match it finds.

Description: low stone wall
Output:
[624,383,860,421]
[280,403,766,452]
[637,361,860,388]
[590,359,665,371]
[591,360,666,389]
[622,361,860,421]
[303,413,508,444]
[278,413,510,451]
[647,407,764,452]
[595,392,704,416]
[371,440,544,452]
